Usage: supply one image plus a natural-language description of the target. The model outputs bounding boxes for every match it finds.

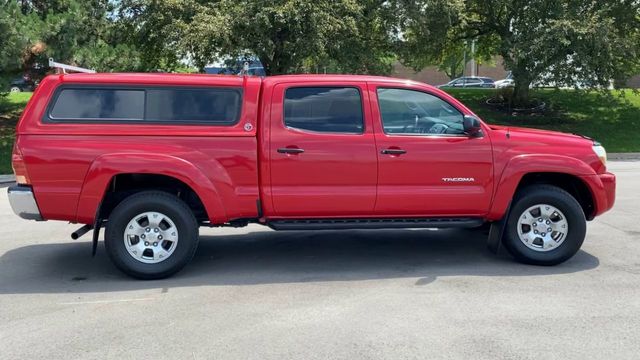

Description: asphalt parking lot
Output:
[1,161,639,359]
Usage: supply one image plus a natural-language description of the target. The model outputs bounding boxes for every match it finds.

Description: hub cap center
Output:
[516,204,568,252]
[123,211,179,264]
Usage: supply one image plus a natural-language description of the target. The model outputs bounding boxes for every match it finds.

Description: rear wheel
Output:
[105,191,199,279]
[10,86,21,93]
[502,185,586,265]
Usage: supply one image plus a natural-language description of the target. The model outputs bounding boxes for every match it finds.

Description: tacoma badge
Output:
[442,177,475,182]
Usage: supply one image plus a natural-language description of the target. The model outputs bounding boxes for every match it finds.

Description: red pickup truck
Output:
[8,73,616,279]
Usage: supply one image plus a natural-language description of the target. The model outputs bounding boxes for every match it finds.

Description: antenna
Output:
[48,58,96,74]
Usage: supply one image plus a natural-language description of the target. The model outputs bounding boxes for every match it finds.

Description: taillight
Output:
[11,141,30,185]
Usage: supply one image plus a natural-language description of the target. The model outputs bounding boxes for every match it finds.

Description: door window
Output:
[284,87,363,133]
[377,88,465,135]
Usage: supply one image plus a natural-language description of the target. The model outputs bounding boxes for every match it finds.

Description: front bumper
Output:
[598,172,616,215]
[7,185,43,221]
[581,172,616,218]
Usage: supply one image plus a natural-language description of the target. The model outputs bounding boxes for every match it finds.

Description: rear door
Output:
[268,82,377,217]
[369,83,494,216]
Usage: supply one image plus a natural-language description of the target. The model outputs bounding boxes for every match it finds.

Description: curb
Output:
[608,153,640,161]
[0,175,15,184]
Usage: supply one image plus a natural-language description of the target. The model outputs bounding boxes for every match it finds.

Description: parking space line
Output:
[58,297,155,305]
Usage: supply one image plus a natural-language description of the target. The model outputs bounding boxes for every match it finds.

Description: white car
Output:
[494,72,514,88]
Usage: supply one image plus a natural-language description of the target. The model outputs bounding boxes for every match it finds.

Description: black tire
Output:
[502,185,586,266]
[105,191,199,279]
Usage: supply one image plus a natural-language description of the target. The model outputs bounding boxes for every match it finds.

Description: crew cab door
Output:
[368,83,494,216]
[268,82,377,216]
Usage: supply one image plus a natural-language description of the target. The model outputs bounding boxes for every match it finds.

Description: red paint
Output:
[13,73,615,225]
[366,81,494,216]
[267,80,377,216]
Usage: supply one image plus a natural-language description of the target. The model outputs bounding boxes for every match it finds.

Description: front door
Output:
[269,83,377,217]
[369,84,494,216]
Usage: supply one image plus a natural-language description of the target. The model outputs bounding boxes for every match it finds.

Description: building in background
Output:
[390,56,640,88]
[391,56,508,86]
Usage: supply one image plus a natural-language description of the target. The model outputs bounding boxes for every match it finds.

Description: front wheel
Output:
[105,191,199,279]
[502,185,586,265]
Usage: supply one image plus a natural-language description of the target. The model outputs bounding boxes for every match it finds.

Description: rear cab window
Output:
[50,89,145,120]
[47,86,242,125]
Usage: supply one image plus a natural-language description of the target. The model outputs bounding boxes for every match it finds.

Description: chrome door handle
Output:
[277,148,305,154]
[381,148,407,155]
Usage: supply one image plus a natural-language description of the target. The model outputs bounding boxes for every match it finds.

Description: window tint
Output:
[377,88,465,135]
[284,87,363,133]
[145,88,241,123]
[50,89,144,120]
[48,87,241,124]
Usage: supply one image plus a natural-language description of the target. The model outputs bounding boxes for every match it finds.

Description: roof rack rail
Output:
[48,58,96,74]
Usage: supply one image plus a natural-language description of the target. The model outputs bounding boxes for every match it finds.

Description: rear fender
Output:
[75,153,226,224]
[488,154,596,220]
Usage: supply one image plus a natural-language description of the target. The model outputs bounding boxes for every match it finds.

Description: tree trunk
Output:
[259,58,291,76]
[512,79,531,108]
[262,61,272,76]
[258,54,273,76]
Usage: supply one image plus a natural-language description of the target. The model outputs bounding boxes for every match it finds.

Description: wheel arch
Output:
[513,173,595,220]
[75,153,227,224]
[98,173,209,223]
[488,155,598,221]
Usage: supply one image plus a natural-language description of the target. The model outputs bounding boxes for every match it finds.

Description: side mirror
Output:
[463,115,483,137]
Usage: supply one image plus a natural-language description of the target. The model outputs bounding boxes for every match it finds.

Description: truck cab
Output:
[8,73,616,279]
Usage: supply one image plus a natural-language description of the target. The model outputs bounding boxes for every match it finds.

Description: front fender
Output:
[487,154,597,220]
[75,153,227,224]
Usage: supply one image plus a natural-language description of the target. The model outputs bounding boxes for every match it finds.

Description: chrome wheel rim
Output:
[123,211,178,264]
[517,204,568,252]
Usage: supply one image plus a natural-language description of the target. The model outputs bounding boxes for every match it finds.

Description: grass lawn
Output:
[445,88,640,152]
[0,92,32,174]
[0,88,639,174]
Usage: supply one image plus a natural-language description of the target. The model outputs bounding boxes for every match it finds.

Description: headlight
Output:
[592,142,607,166]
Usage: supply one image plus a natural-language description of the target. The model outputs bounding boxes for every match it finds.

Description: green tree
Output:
[402,39,497,81]
[395,0,462,74]
[396,0,497,81]
[436,43,467,80]
[465,0,640,105]
[1,0,151,75]
[401,0,640,106]
[0,1,24,73]
[0,1,47,73]
[323,0,398,75]
[177,0,396,75]
[114,0,190,72]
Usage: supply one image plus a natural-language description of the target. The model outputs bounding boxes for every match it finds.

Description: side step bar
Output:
[267,217,484,231]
